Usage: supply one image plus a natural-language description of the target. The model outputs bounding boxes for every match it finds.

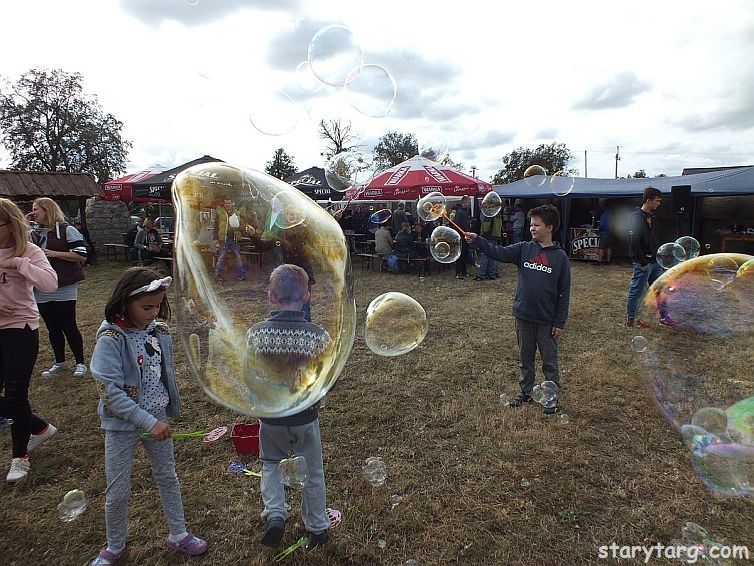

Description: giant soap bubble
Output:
[172,162,356,418]
[634,253,753,496]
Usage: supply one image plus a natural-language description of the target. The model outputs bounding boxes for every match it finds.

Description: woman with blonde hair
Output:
[0,198,59,481]
[30,197,88,377]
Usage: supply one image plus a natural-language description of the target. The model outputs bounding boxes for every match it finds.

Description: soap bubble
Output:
[523,165,547,188]
[344,64,397,118]
[363,456,387,486]
[636,253,754,495]
[325,151,374,192]
[390,494,403,508]
[550,170,575,197]
[418,143,448,163]
[630,335,648,353]
[480,192,502,217]
[279,455,308,488]
[57,489,87,522]
[249,90,301,136]
[520,478,530,487]
[675,236,701,260]
[656,242,686,269]
[172,163,356,418]
[429,226,461,263]
[499,393,510,405]
[378,539,387,549]
[531,381,558,405]
[363,292,428,357]
[294,61,323,95]
[417,191,447,222]
[369,209,392,225]
[308,25,363,87]
[559,413,570,424]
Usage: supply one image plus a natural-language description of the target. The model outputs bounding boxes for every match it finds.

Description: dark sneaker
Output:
[509,393,533,408]
[543,403,559,415]
[307,530,329,548]
[660,315,677,327]
[261,519,285,547]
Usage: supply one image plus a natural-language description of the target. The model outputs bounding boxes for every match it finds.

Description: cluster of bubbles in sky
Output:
[248,24,398,137]
[630,240,753,496]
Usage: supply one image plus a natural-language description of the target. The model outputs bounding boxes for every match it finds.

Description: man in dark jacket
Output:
[626,187,665,328]
[453,196,471,279]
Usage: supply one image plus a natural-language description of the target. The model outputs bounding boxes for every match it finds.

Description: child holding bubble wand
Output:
[246,264,333,549]
[466,204,571,414]
[89,267,207,565]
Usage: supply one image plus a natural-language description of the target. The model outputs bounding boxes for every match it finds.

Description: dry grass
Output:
[1,259,752,565]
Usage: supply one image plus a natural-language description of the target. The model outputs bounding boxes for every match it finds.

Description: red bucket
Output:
[231,422,260,457]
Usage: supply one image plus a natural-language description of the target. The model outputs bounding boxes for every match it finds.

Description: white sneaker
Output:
[74,363,88,377]
[42,363,66,377]
[27,424,57,452]
[7,457,30,482]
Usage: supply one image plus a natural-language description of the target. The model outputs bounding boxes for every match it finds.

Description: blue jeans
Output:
[478,252,498,277]
[626,261,664,321]
[216,239,245,279]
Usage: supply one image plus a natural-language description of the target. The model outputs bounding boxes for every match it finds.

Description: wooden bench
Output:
[397,256,430,276]
[152,256,174,272]
[103,243,130,261]
[240,250,262,269]
[356,253,382,271]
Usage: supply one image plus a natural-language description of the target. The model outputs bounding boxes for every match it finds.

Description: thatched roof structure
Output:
[0,170,102,200]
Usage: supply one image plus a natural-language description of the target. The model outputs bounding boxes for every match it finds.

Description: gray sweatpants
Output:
[104,427,186,552]
[515,317,561,395]
[259,419,330,534]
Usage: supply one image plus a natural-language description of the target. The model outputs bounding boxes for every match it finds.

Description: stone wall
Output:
[85,198,131,254]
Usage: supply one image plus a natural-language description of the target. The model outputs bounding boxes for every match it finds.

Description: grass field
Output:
[1,258,752,565]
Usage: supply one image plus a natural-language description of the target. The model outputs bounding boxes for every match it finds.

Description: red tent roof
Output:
[102,167,165,202]
[345,155,492,201]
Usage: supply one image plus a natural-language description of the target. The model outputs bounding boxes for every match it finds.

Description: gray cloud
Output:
[119,0,300,26]
[535,127,559,140]
[674,70,754,132]
[573,71,651,110]
[451,130,516,153]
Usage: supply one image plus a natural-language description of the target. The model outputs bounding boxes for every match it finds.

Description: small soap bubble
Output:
[249,90,301,136]
[630,335,648,353]
[559,413,570,424]
[480,192,502,217]
[691,407,729,437]
[364,293,428,357]
[704,243,711,250]
[675,236,701,260]
[363,456,387,486]
[308,25,364,87]
[378,539,387,549]
[344,64,397,118]
[279,456,308,489]
[550,170,575,197]
[523,165,547,188]
[57,489,87,522]
[520,478,530,487]
[369,209,392,225]
[499,393,510,405]
[417,192,447,222]
[418,144,448,163]
[325,151,374,192]
[706,255,738,289]
[390,494,403,508]
[405,561,419,566]
[270,191,307,230]
[657,242,686,269]
[294,60,322,95]
[429,226,461,264]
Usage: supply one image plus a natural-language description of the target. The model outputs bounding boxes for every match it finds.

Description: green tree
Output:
[318,119,361,159]
[265,147,297,180]
[631,169,648,178]
[491,142,575,184]
[0,68,131,183]
[373,131,418,169]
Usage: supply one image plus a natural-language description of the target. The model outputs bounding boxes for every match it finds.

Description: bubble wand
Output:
[273,536,309,562]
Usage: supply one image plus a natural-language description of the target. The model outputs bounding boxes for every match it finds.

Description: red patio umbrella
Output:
[345,155,492,201]
[102,166,166,203]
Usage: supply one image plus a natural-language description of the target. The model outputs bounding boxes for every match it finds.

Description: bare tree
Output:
[318,119,361,159]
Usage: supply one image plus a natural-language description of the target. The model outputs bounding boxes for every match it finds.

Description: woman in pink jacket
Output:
[0,198,59,482]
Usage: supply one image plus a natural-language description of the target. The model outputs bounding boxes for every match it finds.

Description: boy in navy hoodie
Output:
[466,204,571,414]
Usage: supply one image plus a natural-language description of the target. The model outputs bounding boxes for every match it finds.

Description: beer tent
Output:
[494,166,754,246]
[131,155,224,202]
[102,166,165,203]
[284,167,344,202]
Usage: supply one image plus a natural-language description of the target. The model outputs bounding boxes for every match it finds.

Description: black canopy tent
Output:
[494,166,754,248]
[284,167,344,202]
[131,155,224,201]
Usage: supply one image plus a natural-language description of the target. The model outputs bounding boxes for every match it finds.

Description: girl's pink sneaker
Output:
[166,533,208,556]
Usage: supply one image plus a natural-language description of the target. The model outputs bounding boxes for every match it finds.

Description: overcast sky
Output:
[1,0,753,182]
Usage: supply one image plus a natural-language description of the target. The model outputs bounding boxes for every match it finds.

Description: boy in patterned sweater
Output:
[246,264,332,549]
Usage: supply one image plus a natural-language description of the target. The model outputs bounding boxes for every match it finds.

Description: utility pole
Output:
[584,150,588,178]
[615,146,620,178]
[470,166,477,178]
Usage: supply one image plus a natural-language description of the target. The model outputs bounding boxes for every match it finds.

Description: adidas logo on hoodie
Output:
[523,252,553,273]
